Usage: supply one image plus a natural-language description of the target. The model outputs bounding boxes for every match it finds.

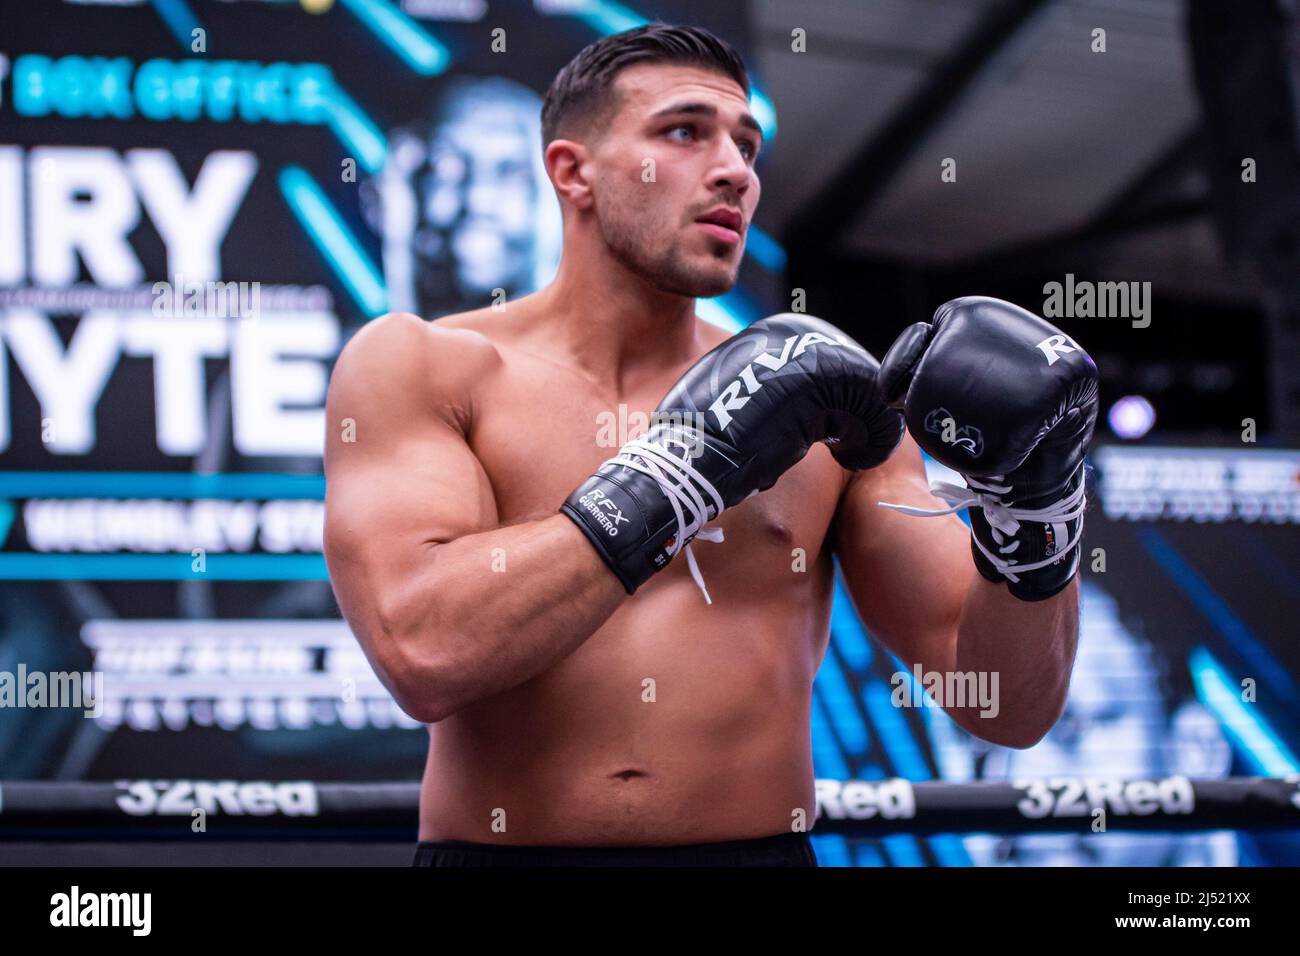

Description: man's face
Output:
[588,64,762,298]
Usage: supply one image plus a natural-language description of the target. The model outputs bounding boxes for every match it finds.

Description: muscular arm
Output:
[323,313,625,723]
[832,435,1079,748]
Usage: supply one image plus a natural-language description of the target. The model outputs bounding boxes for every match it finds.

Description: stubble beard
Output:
[598,196,738,299]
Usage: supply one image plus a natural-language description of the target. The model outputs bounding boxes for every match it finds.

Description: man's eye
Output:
[666,124,695,142]
[737,140,758,160]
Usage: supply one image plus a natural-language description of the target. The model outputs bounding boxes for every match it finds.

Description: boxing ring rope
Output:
[1,776,1295,841]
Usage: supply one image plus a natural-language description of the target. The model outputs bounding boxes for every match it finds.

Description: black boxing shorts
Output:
[412,831,817,867]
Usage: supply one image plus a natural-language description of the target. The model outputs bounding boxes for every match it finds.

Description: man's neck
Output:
[531,255,705,397]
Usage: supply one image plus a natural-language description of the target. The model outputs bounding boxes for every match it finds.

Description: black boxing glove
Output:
[562,313,904,602]
[878,296,1099,601]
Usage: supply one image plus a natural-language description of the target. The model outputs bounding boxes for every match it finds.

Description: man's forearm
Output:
[947,576,1080,748]
[367,515,625,721]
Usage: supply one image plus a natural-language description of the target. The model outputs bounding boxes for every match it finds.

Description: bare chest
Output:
[465,349,847,591]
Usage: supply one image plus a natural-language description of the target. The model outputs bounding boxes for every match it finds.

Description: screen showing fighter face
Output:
[364,77,561,318]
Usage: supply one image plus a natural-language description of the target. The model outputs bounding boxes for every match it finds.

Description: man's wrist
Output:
[964,463,1087,601]
[561,470,672,594]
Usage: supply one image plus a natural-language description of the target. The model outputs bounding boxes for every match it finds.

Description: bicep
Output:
[322,316,499,641]
[832,433,974,671]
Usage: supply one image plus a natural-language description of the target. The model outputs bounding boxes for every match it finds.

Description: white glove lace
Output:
[877,464,1086,583]
[610,430,726,604]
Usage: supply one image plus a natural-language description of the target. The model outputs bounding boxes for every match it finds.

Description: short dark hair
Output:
[541,23,750,148]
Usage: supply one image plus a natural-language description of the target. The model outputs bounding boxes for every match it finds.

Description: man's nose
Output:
[709,144,753,194]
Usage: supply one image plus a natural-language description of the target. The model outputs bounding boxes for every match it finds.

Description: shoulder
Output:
[337,310,499,374]
[832,432,940,544]
[328,311,502,430]
[333,310,501,388]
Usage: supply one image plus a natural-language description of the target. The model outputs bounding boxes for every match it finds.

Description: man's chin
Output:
[627,248,738,299]
[672,265,739,299]
[694,279,737,299]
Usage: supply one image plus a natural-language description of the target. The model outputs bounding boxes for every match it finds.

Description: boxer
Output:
[323,24,1098,866]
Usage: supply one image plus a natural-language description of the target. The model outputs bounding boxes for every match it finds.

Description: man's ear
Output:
[545,139,593,212]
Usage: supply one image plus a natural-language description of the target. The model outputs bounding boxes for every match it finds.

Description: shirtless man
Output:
[323,24,1098,866]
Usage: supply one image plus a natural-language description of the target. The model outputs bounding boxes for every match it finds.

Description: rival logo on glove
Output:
[1034,333,1079,367]
[924,407,984,458]
[710,330,847,431]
